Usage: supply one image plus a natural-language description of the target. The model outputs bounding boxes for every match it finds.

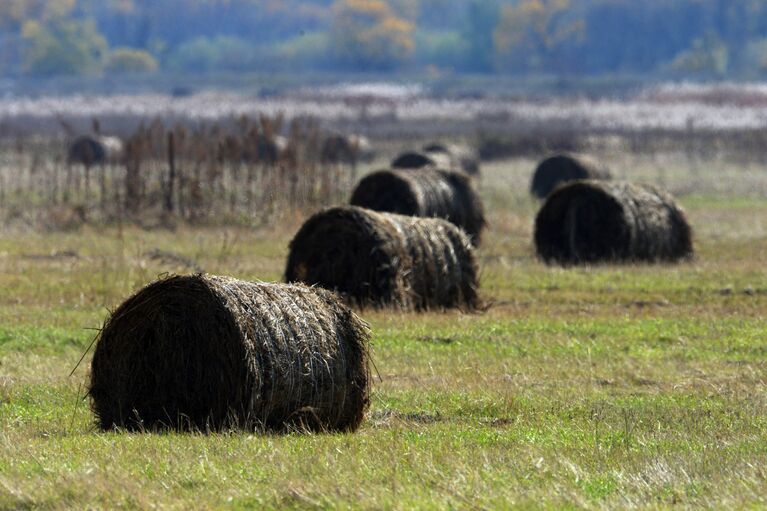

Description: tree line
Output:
[1,0,766,79]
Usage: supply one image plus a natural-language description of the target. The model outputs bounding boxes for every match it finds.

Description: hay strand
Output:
[285,206,479,311]
[535,180,693,264]
[89,274,371,433]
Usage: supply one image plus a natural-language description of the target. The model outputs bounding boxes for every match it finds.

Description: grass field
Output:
[0,157,766,509]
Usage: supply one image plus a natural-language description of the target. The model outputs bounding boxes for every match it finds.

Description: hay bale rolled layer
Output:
[285,206,479,311]
[422,142,480,176]
[530,153,610,198]
[89,275,370,433]
[349,168,486,245]
[535,181,693,265]
[67,135,124,166]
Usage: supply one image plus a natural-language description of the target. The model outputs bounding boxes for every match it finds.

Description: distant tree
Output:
[494,0,583,73]
[671,32,729,77]
[330,0,415,70]
[165,36,263,73]
[461,0,500,73]
[105,46,157,74]
[0,0,77,28]
[21,16,107,76]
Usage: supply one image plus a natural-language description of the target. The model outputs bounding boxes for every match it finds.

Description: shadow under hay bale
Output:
[67,135,124,166]
[422,142,480,176]
[530,153,610,199]
[349,168,486,245]
[285,206,479,311]
[89,275,370,433]
[535,181,693,265]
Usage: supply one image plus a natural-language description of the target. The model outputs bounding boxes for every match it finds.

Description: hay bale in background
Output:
[285,206,479,311]
[349,168,486,245]
[478,132,583,160]
[422,142,480,176]
[67,135,124,166]
[535,180,693,265]
[391,150,453,171]
[89,275,370,433]
[321,134,375,164]
[530,153,610,198]
[260,134,288,164]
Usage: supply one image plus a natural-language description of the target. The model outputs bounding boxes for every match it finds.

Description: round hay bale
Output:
[349,168,486,245]
[391,150,453,171]
[285,206,479,311]
[422,142,480,176]
[534,180,693,265]
[530,153,610,198]
[67,135,124,166]
[89,274,370,433]
[321,134,375,164]
[243,133,286,165]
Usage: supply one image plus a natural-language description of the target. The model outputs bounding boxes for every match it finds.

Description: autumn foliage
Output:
[331,0,415,70]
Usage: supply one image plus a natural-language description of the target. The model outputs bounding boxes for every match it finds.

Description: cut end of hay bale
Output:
[349,168,486,246]
[68,135,124,166]
[321,134,374,164]
[422,142,481,177]
[286,206,480,311]
[349,169,422,217]
[534,180,693,265]
[89,274,370,433]
[391,151,439,169]
[530,153,611,199]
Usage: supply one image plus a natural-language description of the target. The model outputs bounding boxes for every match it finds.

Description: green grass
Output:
[1,156,767,509]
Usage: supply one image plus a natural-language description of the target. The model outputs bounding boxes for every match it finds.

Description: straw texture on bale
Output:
[67,135,124,166]
[285,206,479,311]
[535,181,693,265]
[349,168,486,245]
[530,153,610,198]
[89,274,370,433]
[422,142,480,176]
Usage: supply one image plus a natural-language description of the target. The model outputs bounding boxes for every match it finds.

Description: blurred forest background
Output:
[2,0,767,83]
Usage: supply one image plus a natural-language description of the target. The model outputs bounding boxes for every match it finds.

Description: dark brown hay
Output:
[530,153,610,198]
[67,135,124,166]
[391,150,453,171]
[349,168,486,245]
[535,180,693,265]
[422,142,480,176]
[285,206,479,311]
[89,274,370,433]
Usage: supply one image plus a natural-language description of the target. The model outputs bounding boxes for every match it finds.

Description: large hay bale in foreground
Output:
[67,135,124,166]
[535,181,693,265]
[349,168,486,245]
[89,275,370,433]
[422,142,480,176]
[285,206,479,311]
[530,153,610,198]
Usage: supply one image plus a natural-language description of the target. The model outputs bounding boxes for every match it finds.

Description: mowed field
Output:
[0,155,766,509]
